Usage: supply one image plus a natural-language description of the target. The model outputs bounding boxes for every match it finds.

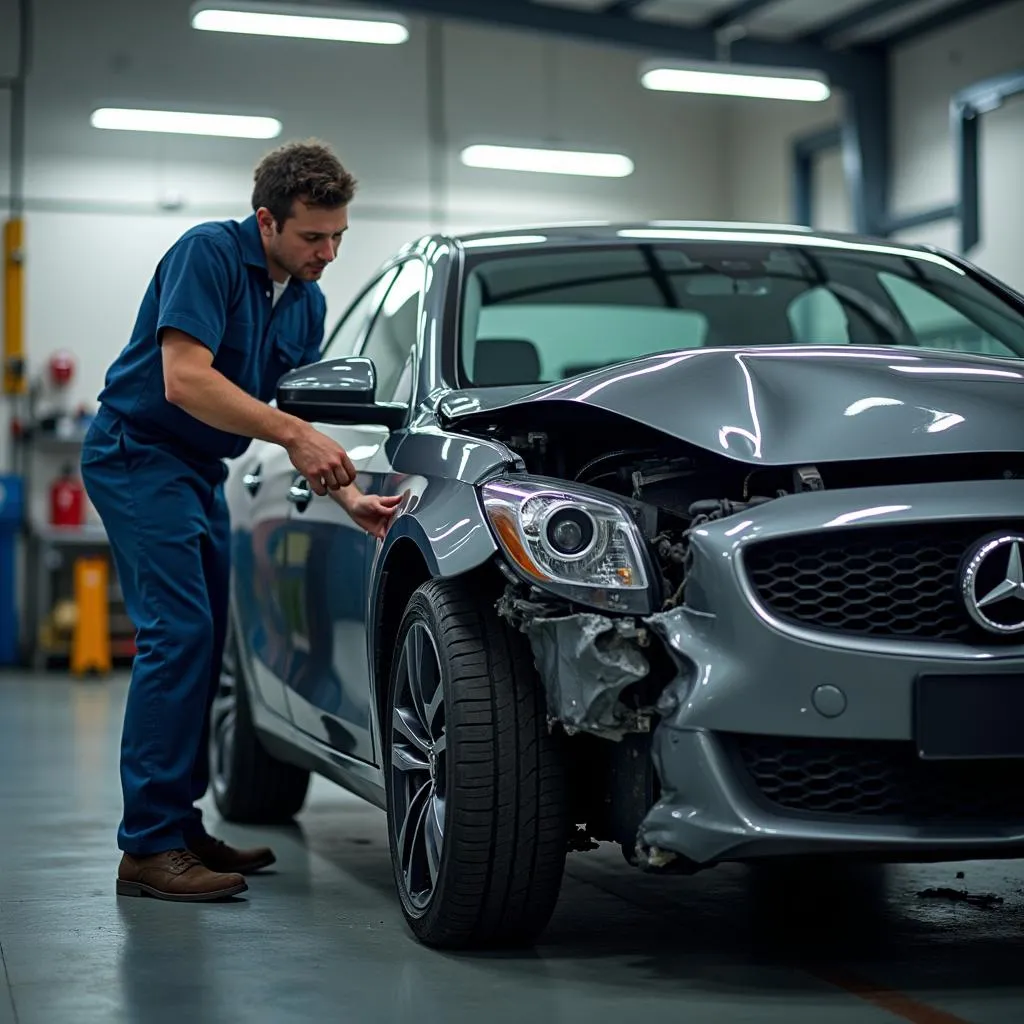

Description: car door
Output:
[229,436,305,721]
[281,259,425,764]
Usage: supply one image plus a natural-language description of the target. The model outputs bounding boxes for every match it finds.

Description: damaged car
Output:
[213,222,1024,949]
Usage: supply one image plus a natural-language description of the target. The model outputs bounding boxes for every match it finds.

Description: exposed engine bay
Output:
[475,409,817,611]
[467,405,1024,612]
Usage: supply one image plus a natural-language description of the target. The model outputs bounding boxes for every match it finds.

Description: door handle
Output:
[242,466,262,496]
[287,478,312,512]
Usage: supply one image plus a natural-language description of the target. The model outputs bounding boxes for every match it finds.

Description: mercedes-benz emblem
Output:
[961,533,1024,635]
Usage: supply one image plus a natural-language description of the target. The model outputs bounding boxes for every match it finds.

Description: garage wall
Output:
[888,0,1024,292]
[0,0,730,464]
[723,1,1024,291]
[723,90,853,232]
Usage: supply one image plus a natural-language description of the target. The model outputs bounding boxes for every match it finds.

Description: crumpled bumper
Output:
[513,481,1024,869]
[638,605,1024,868]
[522,612,651,741]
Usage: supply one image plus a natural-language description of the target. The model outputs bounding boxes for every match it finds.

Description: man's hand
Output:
[336,491,403,539]
[285,423,358,495]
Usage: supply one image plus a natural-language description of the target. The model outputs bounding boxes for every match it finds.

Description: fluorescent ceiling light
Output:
[460,145,634,178]
[191,3,408,44]
[641,60,830,102]
[90,107,282,138]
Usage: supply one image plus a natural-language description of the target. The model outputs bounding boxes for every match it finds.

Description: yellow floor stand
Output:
[71,555,111,675]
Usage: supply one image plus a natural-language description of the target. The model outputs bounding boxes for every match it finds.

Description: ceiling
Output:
[527,0,1014,49]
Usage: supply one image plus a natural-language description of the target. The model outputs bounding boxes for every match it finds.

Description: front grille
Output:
[730,733,1024,824]
[742,519,1024,642]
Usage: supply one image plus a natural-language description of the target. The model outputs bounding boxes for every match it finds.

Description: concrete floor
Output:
[2,676,1024,1024]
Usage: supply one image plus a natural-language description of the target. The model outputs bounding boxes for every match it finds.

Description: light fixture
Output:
[90,108,282,139]
[460,145,634,178]
[640,60,830,102]
[190,2,409,44]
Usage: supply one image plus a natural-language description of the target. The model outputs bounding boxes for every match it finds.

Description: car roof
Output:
[422,220,938,254]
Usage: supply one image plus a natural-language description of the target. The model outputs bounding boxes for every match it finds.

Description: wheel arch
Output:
[370,533,506,762]
[372,537,433,742]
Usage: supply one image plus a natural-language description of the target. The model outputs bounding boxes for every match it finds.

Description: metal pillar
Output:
[952,68,1024,254]
[792,127,841,227]
[840,56,890,237]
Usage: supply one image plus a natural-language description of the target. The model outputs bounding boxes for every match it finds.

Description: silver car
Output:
[212,222,1024,949]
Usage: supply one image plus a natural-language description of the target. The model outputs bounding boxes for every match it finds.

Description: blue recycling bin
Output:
[0,474,24,666]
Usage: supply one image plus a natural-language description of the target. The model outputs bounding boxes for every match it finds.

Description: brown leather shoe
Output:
[186,833,276,875]
[116,849,247,902]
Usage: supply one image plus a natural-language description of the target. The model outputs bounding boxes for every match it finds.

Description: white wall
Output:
[723,90,854,232]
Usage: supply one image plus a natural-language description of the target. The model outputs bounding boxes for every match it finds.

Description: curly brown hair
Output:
[251,139,357,226]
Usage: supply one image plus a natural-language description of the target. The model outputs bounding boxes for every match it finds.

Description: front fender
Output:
[365,427,515,719]
[373,474,498,586]
[365,476,501,756]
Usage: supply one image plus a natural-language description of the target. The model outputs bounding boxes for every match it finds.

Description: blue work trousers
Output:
[80,408,230,855]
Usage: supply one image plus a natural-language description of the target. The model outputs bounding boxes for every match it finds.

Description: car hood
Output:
[437,346,1024,466]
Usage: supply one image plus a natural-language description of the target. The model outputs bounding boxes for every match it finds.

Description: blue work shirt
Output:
[97,213,325,462]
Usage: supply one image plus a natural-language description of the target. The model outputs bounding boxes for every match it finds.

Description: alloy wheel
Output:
[390,621,447,913]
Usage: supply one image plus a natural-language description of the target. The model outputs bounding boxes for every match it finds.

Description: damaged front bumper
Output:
[520,612,653,741]
[503,481,1024,872]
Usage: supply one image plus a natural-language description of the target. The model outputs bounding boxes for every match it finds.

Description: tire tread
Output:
[212,629,310,824]
[390,579,567,949]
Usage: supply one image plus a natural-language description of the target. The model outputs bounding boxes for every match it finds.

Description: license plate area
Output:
[915,673,1024,759]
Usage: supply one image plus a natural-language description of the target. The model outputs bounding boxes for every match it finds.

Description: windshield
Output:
[458,237,1024,387]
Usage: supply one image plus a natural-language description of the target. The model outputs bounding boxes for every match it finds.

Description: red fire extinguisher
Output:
[50,464,85,527]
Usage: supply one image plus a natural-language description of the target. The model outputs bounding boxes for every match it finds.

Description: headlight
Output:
[481,478,652,613]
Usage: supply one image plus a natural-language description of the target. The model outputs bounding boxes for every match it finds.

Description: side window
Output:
[788,288,849,343]
[321,268,398,360]
[878,272,1011,356]
[360,259,426,402]
[391,351,415,405]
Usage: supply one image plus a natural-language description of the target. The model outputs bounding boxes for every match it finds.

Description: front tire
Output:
[209,619,311,823]
[385,578,568,949]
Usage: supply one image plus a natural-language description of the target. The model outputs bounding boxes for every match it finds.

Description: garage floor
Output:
[2,675,1023,1024]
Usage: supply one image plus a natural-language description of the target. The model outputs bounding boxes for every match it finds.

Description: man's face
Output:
[257,198,348,283]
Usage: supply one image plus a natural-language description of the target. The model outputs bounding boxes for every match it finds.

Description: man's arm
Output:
[161,330,356,493]
[162,330,301,446]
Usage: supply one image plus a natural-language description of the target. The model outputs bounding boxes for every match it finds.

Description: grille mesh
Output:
[742,520,1024,641]
[731,733,1024,823]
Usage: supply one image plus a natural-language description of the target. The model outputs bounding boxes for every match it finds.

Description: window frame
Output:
[455,241,1024,388]
[320,265,400,361]
[354,256,428,413]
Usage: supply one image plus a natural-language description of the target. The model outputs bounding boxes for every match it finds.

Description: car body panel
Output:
[280,422,393,764]
[638,726,1024,867]
[227,437,302,722]
[438,345,1024,466]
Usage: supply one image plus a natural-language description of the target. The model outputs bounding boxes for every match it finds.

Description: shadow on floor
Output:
[294,802,1024,1002]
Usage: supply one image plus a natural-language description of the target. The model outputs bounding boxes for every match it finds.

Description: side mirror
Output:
[276,357,407,429]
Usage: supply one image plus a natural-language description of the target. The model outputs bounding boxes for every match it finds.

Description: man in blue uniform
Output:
[81,140,400,902]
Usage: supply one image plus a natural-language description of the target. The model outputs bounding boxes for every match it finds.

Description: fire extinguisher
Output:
[50,464,85,527]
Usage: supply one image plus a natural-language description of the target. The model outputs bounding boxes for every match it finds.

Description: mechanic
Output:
[80,139,401,903]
